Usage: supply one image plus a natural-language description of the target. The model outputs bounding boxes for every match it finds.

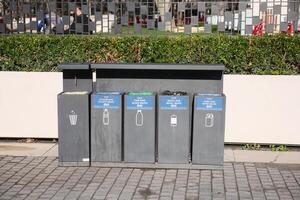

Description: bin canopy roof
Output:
[91,64,225,71]
[58,63,90,70]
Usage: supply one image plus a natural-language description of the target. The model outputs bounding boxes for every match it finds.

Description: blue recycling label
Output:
[195,96,224,111]
[93,95,120,109]
[126,96,154,110]
[160,96,189,110]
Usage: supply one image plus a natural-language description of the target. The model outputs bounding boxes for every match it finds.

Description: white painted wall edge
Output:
[0,72,62,139]
[0,72,300,145]
[223,75,300,145]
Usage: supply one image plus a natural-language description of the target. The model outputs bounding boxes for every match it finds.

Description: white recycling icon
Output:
[170,114,177,127]
[69,110,78,126]
[205,113,214,128]
[136,110,144,127]
[103,109,110,125]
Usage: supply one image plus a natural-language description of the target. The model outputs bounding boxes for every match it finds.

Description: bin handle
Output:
[75,75,77,86]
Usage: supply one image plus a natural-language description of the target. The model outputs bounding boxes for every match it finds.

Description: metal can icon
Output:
[103,109,109,125]
[69,110,78,126]
[170,114,177,127]
[205,113,214,128]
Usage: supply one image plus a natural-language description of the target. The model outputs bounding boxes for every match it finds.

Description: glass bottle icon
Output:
[205,113,214,128]
[103,109,109,125]
[136,110,143,126]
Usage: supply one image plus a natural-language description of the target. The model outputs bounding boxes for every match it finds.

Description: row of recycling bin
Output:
[58,91,225,166]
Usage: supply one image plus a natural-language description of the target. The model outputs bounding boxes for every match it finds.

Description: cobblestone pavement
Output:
[0,156,300,200]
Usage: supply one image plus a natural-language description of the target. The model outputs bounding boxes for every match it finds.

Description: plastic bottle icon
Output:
[103,109,109,125]
[205,113,214,128]
[170,115,177,127]
[136,110,143,126]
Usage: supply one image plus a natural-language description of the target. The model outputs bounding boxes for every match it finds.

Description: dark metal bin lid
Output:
[95,92,122,95]
[58,63,90,70]
[91,63,225,71]
[196,93,225,97]
[127,92,154,96]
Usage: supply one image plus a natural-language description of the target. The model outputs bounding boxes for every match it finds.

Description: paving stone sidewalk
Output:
[0,156,300,200]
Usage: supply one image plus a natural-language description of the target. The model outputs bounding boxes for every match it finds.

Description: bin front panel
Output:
[124,95,155,163]
[58,93,90,165]
[192,94,225,165]
[91,93,122,162]
[158,95,190,163]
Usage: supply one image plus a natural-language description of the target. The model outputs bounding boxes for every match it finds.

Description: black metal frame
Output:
[0,0,299,35]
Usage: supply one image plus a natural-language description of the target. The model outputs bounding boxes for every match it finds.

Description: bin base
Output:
[91,162,223,170]
[59,161,90,167]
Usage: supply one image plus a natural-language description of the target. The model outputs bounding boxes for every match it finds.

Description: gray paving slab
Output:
[0,157,294,200]
[42,144,58,157]
[232,150,280,163]
[0,143,56,157]
[2,143,300,165]
[224,148,235,162]
[275,152,300,164]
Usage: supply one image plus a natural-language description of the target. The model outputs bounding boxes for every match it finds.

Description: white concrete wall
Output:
[224,75,300,145]
[0,72,62,138]
[1,72,300,145]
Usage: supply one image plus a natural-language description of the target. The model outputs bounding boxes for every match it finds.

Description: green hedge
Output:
[0,34,299,74]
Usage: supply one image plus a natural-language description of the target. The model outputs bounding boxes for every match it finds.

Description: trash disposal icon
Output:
[69,110,78,126]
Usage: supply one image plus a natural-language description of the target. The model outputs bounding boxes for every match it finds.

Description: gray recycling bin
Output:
[158,92,190,164]
[124,92,155,163]
[57,64,92,166]
[192,94,226,165]
[91,92,122,163]
[91,63,226,168]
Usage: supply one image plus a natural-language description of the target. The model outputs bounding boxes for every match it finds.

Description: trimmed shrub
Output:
[0,34,299,74]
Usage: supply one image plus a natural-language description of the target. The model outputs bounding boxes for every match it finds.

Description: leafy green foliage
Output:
[242,143,261,151]
[241,143,289,151]
[0,34,299,74]
[269,144,289,152]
